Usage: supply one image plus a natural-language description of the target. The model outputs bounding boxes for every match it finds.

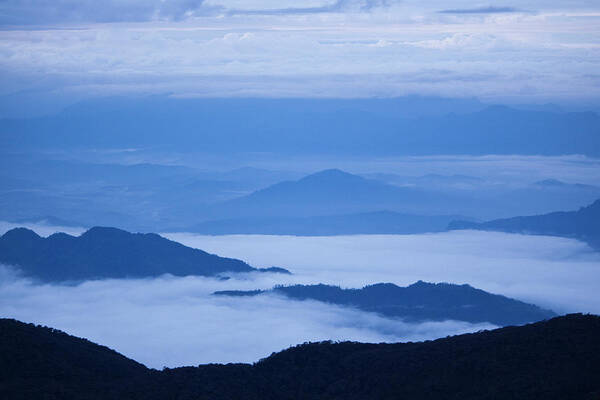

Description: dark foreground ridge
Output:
[449,198,600,250]
[0,227,289,282]
[214,282,556,326]
[1,314,599,399]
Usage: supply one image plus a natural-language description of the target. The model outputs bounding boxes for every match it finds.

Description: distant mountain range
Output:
[202,168,600,222]
[0,227,288,282]
[3,154,599,231]
[0,157,297,230]
[2,97,599,157]
[214,282,555,326]
[182,178,600,235]
[449,199,600,250]
[2,314,599,399]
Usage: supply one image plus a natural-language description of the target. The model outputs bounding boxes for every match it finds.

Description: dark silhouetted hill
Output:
[214,281,555,326]
[0,318,148,399]
[449,199,600,250]
[1,314,600,399]
[0,227,289,282]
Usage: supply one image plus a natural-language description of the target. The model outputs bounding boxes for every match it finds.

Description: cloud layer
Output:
[0,269,494,368]
[0,0,401,25]
[0,0,598,109]
[0,0,217,25]
[438,6,520,14]
[166,230,600,314]
[227,0,393,15]
[1,224,598,368]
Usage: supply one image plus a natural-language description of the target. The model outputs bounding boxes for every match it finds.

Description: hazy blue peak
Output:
[295,169,379,188]
[2,227,41,241]
[79,226,132,239]
[448,197,600,250]
[46,232,76,241]
[82,226,121,235]
[299,169,359,182]
[408,280,430,288]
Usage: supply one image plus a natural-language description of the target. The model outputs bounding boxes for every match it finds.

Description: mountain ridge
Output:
[0,226,290,282]
[448,199,600,250]
[207,169,444,219]
[1,314,599,399]
[214,281,556,326]
[2,97,599,157]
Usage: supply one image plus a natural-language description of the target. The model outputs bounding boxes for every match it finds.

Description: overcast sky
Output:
[1,0,599,114]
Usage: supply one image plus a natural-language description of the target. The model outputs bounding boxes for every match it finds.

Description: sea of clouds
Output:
[167,231,600,314]
[0,269,494,368]
[1,223,599,368]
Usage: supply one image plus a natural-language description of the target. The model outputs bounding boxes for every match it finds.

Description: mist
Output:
[165,231,600,314]
[0,269,494,368]
[1,223,598,368]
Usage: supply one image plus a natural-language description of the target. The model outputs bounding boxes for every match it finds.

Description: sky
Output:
[1,0,600,116]
[1,222,599,368]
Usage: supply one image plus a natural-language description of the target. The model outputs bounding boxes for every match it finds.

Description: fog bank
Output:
[0,270,493,368]
[166,231,600,314]
[2,224,598,368]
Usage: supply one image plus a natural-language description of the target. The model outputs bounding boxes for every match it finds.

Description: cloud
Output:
[0,267,494,368]
[0,0,599,106]
[1,223,599,368]
[408,33,502,50]
[438,6,520,14]
[0,0,220,26]
[1,9,599,106]
[227,0,392,15]
[165,230,600,314]
[0,0,394,25]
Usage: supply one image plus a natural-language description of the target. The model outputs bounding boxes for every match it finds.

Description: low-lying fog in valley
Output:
[167,231,600,315]
[1,223,598,368]
[0,269,496,368]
